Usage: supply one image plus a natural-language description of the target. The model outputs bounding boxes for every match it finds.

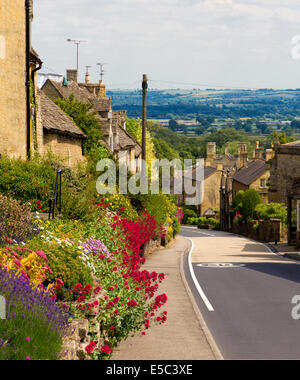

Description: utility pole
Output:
[142,74,148,163]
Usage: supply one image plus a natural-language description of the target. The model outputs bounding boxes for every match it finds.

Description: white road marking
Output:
[187,238,214,312]
[181,226,215,237]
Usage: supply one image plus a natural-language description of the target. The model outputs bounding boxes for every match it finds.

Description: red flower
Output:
[113,297,120,305]
[85,342,97,355]
[127,300,137,307]
[100,345,112,355]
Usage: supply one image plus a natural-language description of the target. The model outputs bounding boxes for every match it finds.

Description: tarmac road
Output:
[181,226,300,360]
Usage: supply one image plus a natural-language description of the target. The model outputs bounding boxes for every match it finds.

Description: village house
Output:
[41,70,142,173]
[232,160,271,203]
[175,166,222,217]
[0,0,42,160]
[269,140,300,247]
[205,140,267,173]
[36,90,87,168]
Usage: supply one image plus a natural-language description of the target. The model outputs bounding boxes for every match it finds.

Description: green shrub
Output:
[0,193,36,246]
[255,203,287,224]
[182,208,197,224]
[26,239,93,299]
[172,217,181,237]
[130,193,168,226]
[242,189,262,220]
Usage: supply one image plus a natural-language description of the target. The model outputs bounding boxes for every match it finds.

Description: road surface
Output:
[181,226,300,360]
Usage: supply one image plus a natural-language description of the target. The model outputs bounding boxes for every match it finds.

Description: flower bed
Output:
[0,267,69,360]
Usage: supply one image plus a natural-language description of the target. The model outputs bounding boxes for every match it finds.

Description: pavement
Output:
[111,236,219,361]
[181,226,300,360]
[269,241,300,261]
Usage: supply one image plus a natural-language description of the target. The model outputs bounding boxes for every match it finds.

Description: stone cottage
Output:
[41,70,142,172]
[232,160,270,204]
[269,140,300,246]
[174,166,222,217]
[36,90,87,168]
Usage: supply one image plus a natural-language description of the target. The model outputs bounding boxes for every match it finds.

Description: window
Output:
[260,179,267,188]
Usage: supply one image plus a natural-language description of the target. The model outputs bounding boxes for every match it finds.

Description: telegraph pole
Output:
[142,74,148,163]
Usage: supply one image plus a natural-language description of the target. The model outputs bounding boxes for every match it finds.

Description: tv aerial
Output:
[97,62,107,81]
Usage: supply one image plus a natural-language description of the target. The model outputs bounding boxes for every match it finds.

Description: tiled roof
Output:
[43,79,111,112]
[39,90,86,139]
[233,160,269,186]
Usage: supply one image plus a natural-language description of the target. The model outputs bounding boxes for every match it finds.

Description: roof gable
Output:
[233,160,269,186]
[39,90,86,139]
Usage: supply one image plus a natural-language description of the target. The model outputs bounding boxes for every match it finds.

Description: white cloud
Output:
[33,0,300,88]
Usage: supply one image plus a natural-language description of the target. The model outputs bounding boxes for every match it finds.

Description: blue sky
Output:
[33,0,300,89]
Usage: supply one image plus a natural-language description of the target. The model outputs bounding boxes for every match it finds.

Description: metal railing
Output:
[48,170,62,219]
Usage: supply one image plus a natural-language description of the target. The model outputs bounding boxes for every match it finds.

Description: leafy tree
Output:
[242,189,262,220]
[53,94,102,153]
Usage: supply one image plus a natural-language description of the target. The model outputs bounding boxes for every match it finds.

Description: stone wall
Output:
[0,0,27,159]
[200,170,222,216]
[60,287,108,360]
[269,145,300,204]
[231,219,281,243]
[42,132,85,168]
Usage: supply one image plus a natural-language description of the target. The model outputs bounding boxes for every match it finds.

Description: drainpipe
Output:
[31,60,43,151]
[25,0,31,160]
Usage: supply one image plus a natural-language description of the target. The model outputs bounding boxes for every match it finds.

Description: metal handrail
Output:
[48,170,62,219]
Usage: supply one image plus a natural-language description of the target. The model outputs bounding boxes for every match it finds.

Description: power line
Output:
[148,78,266,90]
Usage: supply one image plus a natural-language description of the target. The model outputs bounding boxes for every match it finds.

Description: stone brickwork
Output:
[269,145,300,204]
[232,219,282,243]
[0,0,27,159]
[60,287,108,360]
[200,170,222,216]
[43,132,85,168]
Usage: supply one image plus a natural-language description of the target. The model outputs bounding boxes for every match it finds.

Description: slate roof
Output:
[38,90,87,139]
[42,79,111,112]
[30,47,43,65]
[233,160,269,186]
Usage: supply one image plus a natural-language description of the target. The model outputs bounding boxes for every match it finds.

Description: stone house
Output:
[0,0,40,160]
[36,90,87,168]
[175,166,222,217]
[269,140,300,246]
[232,160,270,204]
[0,0,45,161]
[205,141,268,173]
[41,70,142,172]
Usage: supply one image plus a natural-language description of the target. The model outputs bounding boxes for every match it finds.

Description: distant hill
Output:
[107,89,300,120]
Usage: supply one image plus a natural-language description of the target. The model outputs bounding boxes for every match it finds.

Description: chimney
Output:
[255,141,264,160]
[266,149,274,162]
[85,72,90,84]
[66,69,78,83]
[238,143,248,168]
[225,143,230,156]
[206,142,216,160]
[98,80,106,98]
[216,163,223,171]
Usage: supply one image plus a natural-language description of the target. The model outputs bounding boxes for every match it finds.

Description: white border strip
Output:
[187,238,214,312]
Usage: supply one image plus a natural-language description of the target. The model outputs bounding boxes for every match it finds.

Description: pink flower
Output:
[35,250,48,262]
